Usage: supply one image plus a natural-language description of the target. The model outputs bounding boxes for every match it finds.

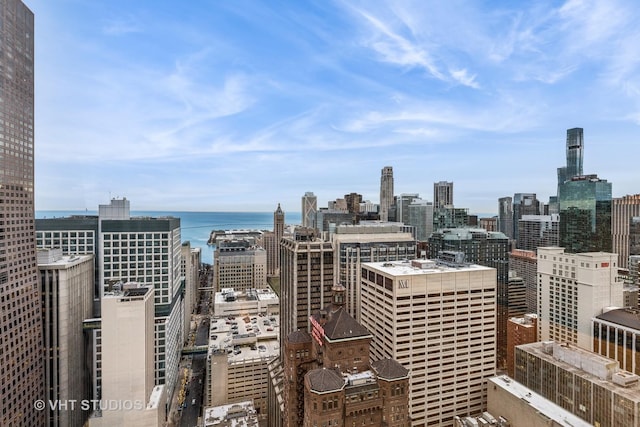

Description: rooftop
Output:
[488,376,592,427]
[596,307,640,330]
[362,259,493,276]
[203,401,259,427]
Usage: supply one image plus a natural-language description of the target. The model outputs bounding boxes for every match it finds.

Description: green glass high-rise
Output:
[558,174,612,253]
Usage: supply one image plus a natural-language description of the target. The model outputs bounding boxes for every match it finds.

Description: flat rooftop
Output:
[209,314,279,363]
[362,259,493,276]
[203,400,258,426]
[489,376,591,427]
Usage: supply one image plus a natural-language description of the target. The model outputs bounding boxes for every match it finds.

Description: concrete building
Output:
[512,193,543,244]
[509,249,538,314]
[360,259,497,426]
[483,375,592,427]
[396,193,420,225]
[283,285,410,427]
[515,341,640,427]
[98,199,184,401]
[593,308,640,376]
[631,219,640,262]
[612,195,640,268]
[213,287,279,318]
[380,166,394,222]
[0,2,45,425]
[38,249,94,427]
[330,223,416,320]
[537,247,622,350]
[432,206,469,230]
[433,181,453,209]
[506,314,537,378]
[214,239,267,292]
[181,242,201,340]
[507,274,528,320]
[36,207,185,406]
[517,214,559,252]
[315,208,356,234]
[408,199,434,241]
[279,228,334,350]
[630,254,640,287]
[428,228,509,367]
[207,315,279,423]
[90,286,166,426]
[498,197,514,240]
[479,216,498,232]
[302,192,317,229]
[202,401,259,426]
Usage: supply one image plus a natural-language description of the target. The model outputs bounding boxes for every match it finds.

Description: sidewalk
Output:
[166,352,193,426]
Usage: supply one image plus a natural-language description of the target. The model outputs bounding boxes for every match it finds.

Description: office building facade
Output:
[612,194,640,268]
[497,196,514,240]
[408,199,434,241]
[537,247,622,350]
[90,286,166,426]
[380,166,394,222]
[396,193,420,225]
[427,228,509,366]
[512,193,542,244]
[361,260,497,426]
[39,250,94,427]
[433,181,453,208]
[279,228,334,347]
[506,314,537,378]
[0,2,45,425]
[515,341,640,427]
[302,192,317,229]
[214,239,266,292]
[331,223,416,320]
[509,249,538,314]
[558,175,612,253]
[517,214,559,252]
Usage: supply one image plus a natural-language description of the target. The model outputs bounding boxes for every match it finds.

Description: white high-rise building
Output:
[360,259,497,426]
[90,286,166,426]
[537,247,623,351]
[379,166,394,222]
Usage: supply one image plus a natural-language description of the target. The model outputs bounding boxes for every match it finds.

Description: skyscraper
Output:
[558,174,612,253]
[512,193,542,244]
[301,191,317,229]
[537,247,622,350]
[0,2,45,425]
[612,194,640,268]
[379,166,394,222]
[361,259,497,425]
[557,127,584,186]
[433,180,454,208]
[497,196,514,240]
[396,193,419,225]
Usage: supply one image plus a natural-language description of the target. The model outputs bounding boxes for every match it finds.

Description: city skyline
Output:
[29,0,640,213]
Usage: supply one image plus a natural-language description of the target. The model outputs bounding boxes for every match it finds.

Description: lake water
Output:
[36,210,303,265]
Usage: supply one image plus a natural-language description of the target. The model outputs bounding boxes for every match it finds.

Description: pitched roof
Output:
[287,329,312,344]
[315,305,371,342]
[371,359,409,381]
[306,368,345,393]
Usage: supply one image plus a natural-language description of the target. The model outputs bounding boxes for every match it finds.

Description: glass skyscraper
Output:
[558,175,612,253]
[557,127,584,186]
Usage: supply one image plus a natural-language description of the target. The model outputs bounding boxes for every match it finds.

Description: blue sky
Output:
[28,0,640,214]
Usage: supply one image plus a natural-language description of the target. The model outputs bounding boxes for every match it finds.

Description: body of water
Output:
[36,210,303,265]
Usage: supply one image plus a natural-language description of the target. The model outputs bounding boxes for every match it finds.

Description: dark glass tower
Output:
[558,127,584,186]
[0,1,45,425]
[559,175,612,253]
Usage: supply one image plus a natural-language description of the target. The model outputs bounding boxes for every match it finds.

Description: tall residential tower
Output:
[379,166,394,222]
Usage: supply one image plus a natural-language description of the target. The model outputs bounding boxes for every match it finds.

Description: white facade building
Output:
[537,247,623,351]
[360,259,497,426]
